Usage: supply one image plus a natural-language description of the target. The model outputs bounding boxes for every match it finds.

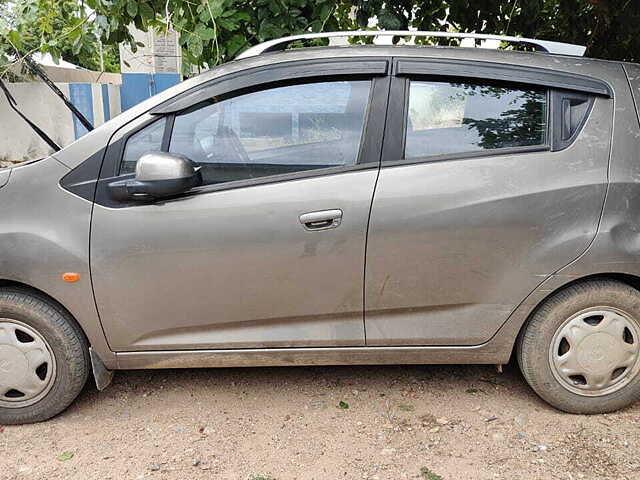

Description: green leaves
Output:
[0,0,121,75]
[338,401,349,409]
[138,3,154,21]
[126,0,137,17]
[195,24,216,41]
[226,33,246,56]
[187,34,203,58]
[7,30,23,49]
[207,0,225,19]
[56,451,74,462]
[3,0,640,76]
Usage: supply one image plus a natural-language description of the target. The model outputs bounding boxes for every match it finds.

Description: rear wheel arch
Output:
[501,273,640,363]
[519,273,640,336]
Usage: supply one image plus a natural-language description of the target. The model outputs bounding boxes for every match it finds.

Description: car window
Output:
[120,118,166,175]
[405,80,547,159]
[167,80,371,186]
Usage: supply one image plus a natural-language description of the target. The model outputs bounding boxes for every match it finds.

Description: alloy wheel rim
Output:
[549,307,640,397]
[0,319,56,408]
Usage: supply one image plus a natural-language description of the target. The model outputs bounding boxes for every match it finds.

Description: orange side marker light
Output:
[62,272,80,283]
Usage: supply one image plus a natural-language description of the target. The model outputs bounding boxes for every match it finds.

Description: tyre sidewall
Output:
[0,290,88,424]
[518,280,640,414]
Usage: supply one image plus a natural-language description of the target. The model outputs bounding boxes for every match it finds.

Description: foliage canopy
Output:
[1,0,639,76]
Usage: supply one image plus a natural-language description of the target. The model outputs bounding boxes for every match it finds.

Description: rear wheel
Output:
[0,289,89,424]
[518,280,640,414]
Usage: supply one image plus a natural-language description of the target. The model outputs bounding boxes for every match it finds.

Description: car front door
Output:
[364,58,613,346]
[91,60,389,351]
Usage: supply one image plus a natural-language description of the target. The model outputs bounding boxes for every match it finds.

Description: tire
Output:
[0,288,89,424]
[518,279,640,414]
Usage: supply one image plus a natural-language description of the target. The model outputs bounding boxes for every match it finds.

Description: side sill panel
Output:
[116,345,506,369]
[115,273,561,370]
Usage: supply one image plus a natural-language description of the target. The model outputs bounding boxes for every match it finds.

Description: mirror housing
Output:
[108,152,202,201]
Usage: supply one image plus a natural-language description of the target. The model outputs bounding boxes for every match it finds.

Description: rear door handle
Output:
[299,209,343,231]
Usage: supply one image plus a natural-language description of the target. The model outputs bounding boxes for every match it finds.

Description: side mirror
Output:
[108,152,203,201]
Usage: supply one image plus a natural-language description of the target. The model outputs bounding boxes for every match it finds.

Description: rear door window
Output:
[405,80,547,159]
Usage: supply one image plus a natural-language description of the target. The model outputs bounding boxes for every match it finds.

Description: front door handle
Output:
[299,209,343,231]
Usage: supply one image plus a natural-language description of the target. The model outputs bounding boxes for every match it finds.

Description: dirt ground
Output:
[2,363,640,480]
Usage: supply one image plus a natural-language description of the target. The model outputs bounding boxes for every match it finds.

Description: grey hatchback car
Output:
[3,30,640,424]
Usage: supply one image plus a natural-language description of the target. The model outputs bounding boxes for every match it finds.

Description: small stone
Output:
[429,427,440,433]
[515,432,528,440]
[491,432,505,441]
[149,463,160,471]
[514,414,527,427]
[192,459,201,467]
[381,447,396,455]
[436,417,449,425]
[485,416,498,422]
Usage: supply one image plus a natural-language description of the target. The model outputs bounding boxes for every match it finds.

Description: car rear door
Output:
[364,57,613,346]
[90,59,390,351]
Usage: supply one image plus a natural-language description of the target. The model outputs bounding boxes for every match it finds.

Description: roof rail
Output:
[236,30,586,59]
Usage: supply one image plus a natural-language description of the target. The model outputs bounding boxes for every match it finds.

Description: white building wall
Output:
[0,83,76,162]
[0,81,123,162]
[107,84,121,121]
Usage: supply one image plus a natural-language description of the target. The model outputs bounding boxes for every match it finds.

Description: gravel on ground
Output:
[2,363,640,479]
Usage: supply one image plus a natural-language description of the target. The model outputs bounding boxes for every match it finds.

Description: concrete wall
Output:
[119,27,181,74]
[0,82,121,162]
[7,63,122,85]
[0,71,179,162]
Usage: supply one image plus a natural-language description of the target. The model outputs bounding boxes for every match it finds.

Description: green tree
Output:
[352,0,640,62]
[0,0,119,76]
[1,0,640,77]
[1,0,349,77]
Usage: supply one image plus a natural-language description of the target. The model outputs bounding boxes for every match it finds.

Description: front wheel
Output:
[517,280,640,414]
[0,289,89,424]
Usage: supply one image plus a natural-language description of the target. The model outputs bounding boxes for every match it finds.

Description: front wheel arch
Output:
[0,279,90,347]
